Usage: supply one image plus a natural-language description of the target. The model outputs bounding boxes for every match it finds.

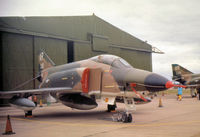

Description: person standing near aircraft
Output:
[177,87,183,101]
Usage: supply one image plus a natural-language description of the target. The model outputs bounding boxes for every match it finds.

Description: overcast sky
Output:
[0,0,200,79]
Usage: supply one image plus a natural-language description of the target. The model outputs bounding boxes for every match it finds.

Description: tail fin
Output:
[38,51,55,82]
[172,64,193,84]
[172,64,193,76]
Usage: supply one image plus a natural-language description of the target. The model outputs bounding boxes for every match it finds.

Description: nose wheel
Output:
[122,112,132,123]
[113,111,133,123]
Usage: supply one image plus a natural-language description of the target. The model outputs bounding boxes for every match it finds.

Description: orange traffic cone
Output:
[158,98,163,107]
[39,99,43,107]
[2,115,15,135]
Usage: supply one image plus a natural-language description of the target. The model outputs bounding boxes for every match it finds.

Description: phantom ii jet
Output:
[0,53,177,123]
[172,64,200,99]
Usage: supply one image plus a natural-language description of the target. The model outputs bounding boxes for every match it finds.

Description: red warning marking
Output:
[130,83,147,102]
[81,68,90,93]
[165,81,174,89]
[130,83,136,87]
[165,81,186,89]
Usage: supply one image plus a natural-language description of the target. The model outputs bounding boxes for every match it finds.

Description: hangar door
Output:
[1,32,34,90]
[0,32,70,91]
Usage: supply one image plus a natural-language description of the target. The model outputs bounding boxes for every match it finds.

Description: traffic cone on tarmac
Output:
[158,97,163,107]
[2,115,15,135]
[39,99,43,107]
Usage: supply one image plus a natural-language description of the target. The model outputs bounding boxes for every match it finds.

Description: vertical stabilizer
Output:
[38,51,55,82]
[172,64,193,76]
[172,64,193,84]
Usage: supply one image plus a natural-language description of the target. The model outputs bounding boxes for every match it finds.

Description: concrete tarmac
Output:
[0,94,200,137]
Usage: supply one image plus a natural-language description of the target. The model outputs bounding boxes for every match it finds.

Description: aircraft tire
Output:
[122,113,128,123]
[127,114,132,123]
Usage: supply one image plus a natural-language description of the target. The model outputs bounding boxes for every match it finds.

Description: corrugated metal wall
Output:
[74,42,92,61]
[0,32,70,90]
[1,32,33,90]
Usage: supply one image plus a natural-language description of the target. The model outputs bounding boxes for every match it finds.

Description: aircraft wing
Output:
[0,87,72,99]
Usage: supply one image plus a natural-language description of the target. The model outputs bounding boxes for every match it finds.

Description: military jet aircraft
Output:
[0,52,177,123]
[172,64,200,99]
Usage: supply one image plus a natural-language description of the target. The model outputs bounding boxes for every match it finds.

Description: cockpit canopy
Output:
[90,54,132,68]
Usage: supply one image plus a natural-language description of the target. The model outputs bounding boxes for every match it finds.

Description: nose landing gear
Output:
[122,112,132,123]
[112,111,133,123]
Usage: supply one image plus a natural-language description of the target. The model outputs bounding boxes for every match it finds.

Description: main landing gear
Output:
[122,97,135,123]
[112,97,135,123]
[121,112,132,123]
[112,111,133,123]
[25,111,33,117]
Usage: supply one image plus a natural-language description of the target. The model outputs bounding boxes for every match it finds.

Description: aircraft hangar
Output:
[0,14,159,92]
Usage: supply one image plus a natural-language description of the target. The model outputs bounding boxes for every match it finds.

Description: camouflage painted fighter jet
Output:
[172,64,200,98]
[0,52,177,123]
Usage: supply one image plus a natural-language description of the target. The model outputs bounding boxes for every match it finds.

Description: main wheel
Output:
[127,114,132,123]
[122,113,128,123]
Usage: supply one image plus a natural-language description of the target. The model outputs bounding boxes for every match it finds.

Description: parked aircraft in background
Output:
[172,64,200,98]
[0,53,179,123]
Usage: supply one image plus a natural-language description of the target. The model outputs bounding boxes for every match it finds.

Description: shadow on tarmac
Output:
[11,110,113,120]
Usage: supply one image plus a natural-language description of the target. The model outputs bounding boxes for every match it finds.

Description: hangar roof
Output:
[0,15,157,53]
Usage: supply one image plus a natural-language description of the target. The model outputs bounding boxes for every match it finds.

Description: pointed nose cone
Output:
[144,73,171,91]
[165,81,174,89]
